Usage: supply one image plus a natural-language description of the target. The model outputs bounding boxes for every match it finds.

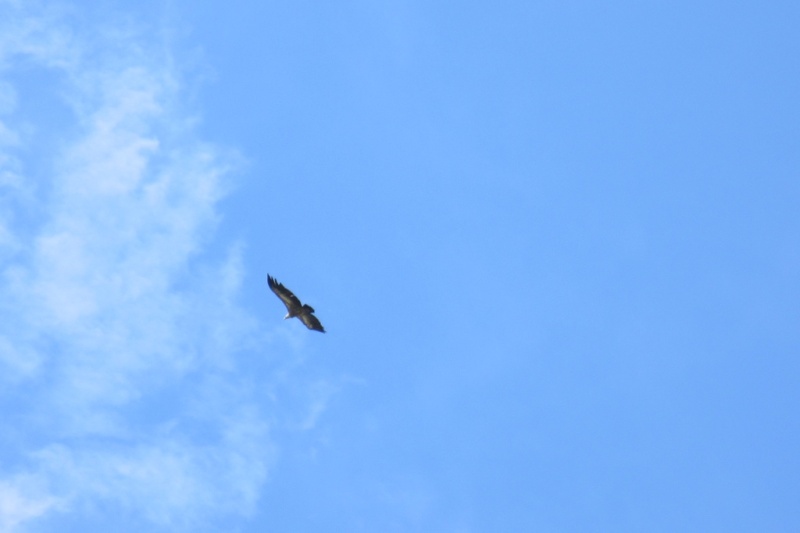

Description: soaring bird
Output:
[267,274,325,333]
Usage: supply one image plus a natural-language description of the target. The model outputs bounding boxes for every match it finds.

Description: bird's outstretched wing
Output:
[298,310,325,333]
[267,274,302,313]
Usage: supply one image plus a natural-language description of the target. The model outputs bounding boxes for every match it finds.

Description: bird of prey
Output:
[267,274,325,333]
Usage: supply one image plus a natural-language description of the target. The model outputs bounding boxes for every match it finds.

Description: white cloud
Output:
[0,477,61,533]
[293,379,341,432]
[0,2,290,530]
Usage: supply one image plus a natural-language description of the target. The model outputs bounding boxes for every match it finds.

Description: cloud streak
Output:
[0,2,280,530]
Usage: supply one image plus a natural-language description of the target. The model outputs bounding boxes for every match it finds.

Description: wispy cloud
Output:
[0,2,286,530]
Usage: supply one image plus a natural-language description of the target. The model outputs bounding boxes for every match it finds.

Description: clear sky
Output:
[0,1,798,531]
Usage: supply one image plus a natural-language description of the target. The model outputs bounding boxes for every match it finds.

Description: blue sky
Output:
[0,1,798,531]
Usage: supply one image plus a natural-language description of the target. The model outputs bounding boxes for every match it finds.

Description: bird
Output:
[267,274,325,333]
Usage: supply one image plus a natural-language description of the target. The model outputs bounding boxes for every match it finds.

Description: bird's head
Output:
[284,313,290,320]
